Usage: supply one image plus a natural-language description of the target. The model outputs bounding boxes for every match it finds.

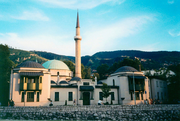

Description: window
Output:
[68,92,73,101]
[157,92,159,100]
[113,79,115,86]
[131,92,133,100]
[37,92,39,102]
[83,82,89,85]
[99,92,103,100]
[135,92,140,100]
[141,92,143,100]
[25,77,27,83]
[27,92,34,102]
[21,92,24,102]
[111,92,115,100]
[28,78,35,83]
[40,77,42,83]
[57,72,59,75]
[55,92,59,101]
[156,81,158,87]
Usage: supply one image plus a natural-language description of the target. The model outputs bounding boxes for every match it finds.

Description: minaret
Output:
[74,11,82,78]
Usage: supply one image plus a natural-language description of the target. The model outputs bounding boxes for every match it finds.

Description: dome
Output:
[97,81,103,84]
[16,61,44,68]
[51,80,56,84]
[114,66,138,73]
[70,77,81,81]
[59,81,68,84]
[42,60,70,70]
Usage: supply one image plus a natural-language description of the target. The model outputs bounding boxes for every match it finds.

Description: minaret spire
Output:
[74,11,82,78]
[76,11,80,28]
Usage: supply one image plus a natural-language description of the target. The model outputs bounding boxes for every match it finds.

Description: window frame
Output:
[27,92,34,102]
[68,92,73,101]
[55,92,59,101]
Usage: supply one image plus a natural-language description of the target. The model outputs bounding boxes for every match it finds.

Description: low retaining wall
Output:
[0,105,180,120]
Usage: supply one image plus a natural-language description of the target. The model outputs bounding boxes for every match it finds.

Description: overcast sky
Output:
[0,0,179,56]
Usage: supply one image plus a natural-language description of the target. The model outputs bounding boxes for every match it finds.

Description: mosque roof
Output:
[70,77,81,81]
[97,81,103,84]
[114,66,138,73]
[59,81,68,84]
[51,80,56,84]
[42,60,70,70]
[16,61,44,68]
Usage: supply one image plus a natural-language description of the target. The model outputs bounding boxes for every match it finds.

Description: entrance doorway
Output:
[83,92,90,105]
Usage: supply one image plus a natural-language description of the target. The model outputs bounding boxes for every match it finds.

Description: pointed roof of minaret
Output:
[76,11,80,28]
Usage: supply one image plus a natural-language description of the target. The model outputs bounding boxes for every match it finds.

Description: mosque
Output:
[9,12,151,106]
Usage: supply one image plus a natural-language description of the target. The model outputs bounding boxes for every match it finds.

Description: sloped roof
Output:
[70,77,81,81]
[16,61,44,68]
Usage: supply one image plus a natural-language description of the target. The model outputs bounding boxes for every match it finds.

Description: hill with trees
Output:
[9,48,180,72]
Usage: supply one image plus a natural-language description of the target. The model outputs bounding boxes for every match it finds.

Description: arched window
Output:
[57,72,59,75]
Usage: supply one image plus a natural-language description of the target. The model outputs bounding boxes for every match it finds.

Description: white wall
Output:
[50,88,77,106]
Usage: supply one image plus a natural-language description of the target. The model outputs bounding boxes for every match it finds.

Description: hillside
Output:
[9,48,180,70]
[9,48,48,66]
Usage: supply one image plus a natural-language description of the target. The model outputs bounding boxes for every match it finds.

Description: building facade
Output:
[9,60,119,106]
[101,66,150,105]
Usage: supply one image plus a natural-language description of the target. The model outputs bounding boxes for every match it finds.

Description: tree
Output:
[100,83,111,104]
[84,66,91,79]
[0,44,14,106]
[64,60,91,79]
[97,64,109,80]
[63,60,75,76]
[167,64,180,103]
[109,58,143,74]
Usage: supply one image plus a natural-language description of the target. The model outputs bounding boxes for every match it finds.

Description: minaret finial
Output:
[76,10,80,28]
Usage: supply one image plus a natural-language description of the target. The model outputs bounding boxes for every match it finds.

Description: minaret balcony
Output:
[74,36,82,40]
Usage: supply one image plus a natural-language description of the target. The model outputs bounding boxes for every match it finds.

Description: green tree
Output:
[64,60,91,79]
[167,64,180,103]
[92,73,100,81]
[63,60,75,76]
[100,83,111,104]
[84,66,91,79]
[0,44,14,106]
[97,64,109,80]
[109,58,143,74]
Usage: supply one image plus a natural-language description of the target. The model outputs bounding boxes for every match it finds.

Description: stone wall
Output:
[0,105,180,120]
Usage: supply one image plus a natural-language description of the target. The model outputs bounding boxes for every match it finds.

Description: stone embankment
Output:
[0,105,180,120]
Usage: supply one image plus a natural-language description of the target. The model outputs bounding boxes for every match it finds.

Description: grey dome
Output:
[59,81,68,84]
[16,61,44,68]
[51,80,56,84]
[70,77,81,81]
[97,81,103,84]
[114,66,138,73]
